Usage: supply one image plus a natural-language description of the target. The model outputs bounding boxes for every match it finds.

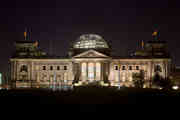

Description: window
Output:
[42,74,47,80]
[64,66,67,70]
[57,66,60,70]
[136,66,139,70]
[154,65,162,72]
[122,66,126,70]
[114,65,118,70]
[43,66,46,70]
[129,66,132,70]
[21,75,27,80]
[50,66,53,70]
[20,65,28,72]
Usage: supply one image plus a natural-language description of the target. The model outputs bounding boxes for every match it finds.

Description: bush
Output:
[153,73,173,89]
[132,70,145,88]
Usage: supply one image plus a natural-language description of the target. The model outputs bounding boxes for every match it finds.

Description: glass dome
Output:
[73,34,109,49]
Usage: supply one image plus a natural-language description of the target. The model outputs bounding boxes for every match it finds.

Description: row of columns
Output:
[78,61,109,82]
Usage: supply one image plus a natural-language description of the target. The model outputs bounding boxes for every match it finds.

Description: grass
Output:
[0,86,180,104]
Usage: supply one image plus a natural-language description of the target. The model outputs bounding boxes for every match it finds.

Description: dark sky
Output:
[0,0,180,73]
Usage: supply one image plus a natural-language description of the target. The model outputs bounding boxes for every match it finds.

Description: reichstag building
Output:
[10,33,171,88]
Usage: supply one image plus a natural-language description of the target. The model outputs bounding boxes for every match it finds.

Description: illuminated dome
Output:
[73,34,109,49]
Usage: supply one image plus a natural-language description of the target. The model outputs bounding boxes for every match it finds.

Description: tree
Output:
[132,70,145,88]
[72,74,79,84]
[153,73,173,89]
[103,74,110,84]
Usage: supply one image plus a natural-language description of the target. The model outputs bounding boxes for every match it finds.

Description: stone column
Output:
[104,62,109,83]
[12,61,16,87]
[101,62,104,81]
[165,61,169,79]
[94,62,96,81]
[109,62,114,81]
[79,62,82,81]
[27,61,31,81]
[86,62,88,81]
[30,61,33,87]
[13,61,16,81]
[149,61,153,88]
[16,61,20,81]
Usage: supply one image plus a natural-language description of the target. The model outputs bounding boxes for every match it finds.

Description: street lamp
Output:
[172,85,179,90]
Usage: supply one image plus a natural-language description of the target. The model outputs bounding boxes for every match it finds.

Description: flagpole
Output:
[24,27,27,40]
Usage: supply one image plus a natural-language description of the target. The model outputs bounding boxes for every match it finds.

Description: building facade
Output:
[9,34,171,88]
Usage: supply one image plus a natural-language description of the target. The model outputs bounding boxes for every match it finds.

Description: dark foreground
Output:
[0,86,180,105]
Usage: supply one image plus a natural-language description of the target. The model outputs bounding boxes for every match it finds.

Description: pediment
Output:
[73,50,109,58]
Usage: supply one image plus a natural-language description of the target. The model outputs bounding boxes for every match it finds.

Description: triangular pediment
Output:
[73,50,109,58]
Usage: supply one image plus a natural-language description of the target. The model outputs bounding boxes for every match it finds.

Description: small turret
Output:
[11,28,47,58]
[133,25,170,58]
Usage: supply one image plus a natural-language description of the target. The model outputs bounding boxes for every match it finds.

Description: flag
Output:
[141,40,144,49]
[35,41,38,47]
[24,31,27,39]
[24,28,27,40]
[152,31,158,36]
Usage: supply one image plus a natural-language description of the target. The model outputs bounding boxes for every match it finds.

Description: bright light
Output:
[0,73,2,85]
[159,87,163,90]
[172,85,179,90]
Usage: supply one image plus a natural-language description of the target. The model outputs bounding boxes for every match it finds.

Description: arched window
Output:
[64,66,67,70]
[43,66,46,70]
[114,65,119,70]
[20,65,28,72]
[154,65,162,72]
[57,66,60,70]
[50,66,53,70]
[136,66,139,70]
[129,66,132,70]
[122,66,126,70]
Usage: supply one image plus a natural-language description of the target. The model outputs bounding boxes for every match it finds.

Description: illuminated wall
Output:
[96,63,101,81]
[0,73,2,85]
[88,62,94,81]
[10,52,171,88]
[81,62,87,81]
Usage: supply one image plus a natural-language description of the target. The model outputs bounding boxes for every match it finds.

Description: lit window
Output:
[122,66,126,70]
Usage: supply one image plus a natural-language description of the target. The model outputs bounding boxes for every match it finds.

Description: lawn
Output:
[0,86,179,104]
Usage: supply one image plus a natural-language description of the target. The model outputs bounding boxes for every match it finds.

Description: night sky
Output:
[0,0,180,73]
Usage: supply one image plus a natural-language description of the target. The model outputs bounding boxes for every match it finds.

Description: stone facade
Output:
[9,34,171,88]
